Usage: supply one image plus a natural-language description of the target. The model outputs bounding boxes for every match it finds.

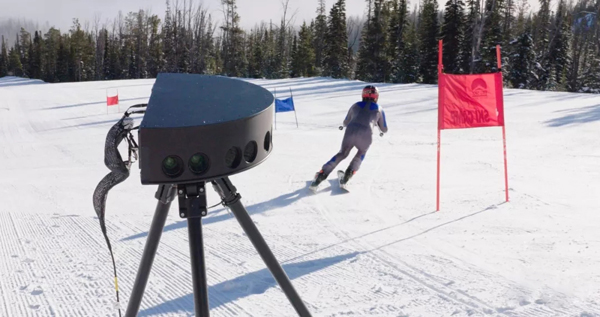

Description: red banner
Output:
[107,95,119,106]
[438,72,505,130]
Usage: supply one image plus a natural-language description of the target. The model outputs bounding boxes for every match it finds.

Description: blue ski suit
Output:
[321,101,388,176]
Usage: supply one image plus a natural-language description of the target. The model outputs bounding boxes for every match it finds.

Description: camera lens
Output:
[264,131,271,151]
[162,155,183,177]
[225,147,242,168]
[189,153,209,174]
[244,141,258,163]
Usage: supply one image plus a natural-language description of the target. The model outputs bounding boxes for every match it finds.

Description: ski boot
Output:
[309,170,328,192]
[337,168,355,191]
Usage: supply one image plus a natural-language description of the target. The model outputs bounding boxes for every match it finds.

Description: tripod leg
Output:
[125,184,176,317]
[179,183,210,317]
[212,178,312,317]
[187,216,210,316]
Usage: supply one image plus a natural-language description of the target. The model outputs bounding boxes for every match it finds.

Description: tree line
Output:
[0,0,598,93]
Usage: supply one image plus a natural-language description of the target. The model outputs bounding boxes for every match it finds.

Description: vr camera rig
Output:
[92,74,312,317]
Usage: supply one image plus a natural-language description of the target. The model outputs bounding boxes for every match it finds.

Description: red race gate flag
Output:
[106,88,120,114]
[107,95,119,106]
[438,72,505,129]
[436,40,509,211]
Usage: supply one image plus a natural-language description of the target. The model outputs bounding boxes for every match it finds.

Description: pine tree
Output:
[221,0,247,77]
[441,0,465,73]
[56,36,72,82]
[43,28,61,82]
[265,26,277,78]
[389,0,408,82]
[502,0,516,45]
[30,31,43,79]
[533,0,551,56]
[274,19,288,78]
[323,0,350,78]
[162,1,176,72]
[102,31,111,79]
[128,46,137,79]
[8,47,23,76]
[566,0,594,92]
[148,15,163,77]
[109,33,122,80]
[530,0,551,89]
[479,0,505,73]
[120,39,132,79]
[398,20,420,82]
[549,0,571,88]
[212,35,224,75]
[290,34,300,77]
[513,0,529,35]
[0,36,8,77]
[462,0,480,73]
[292,22,317,77]
[175,8,190,74]
[247,29,264,78]
[27,41,34,78]
[418,0,440,83]
[133,10,149,78]
[313,0,328,73]
[204,16,218,75]
[191,9,214,75]
[579,46,600,93]
[509,24,534,89]
[18,28,31,77]
[356,0,390,82]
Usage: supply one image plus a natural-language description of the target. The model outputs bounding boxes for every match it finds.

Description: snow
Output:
[1,74,599,317]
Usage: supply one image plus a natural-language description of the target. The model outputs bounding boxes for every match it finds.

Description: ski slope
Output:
[0,75,599,317]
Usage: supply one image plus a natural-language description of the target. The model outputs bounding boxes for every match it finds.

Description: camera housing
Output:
[138,73,274,185]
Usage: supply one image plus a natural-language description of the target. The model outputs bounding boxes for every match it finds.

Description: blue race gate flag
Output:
[275,97,295,113]
[273,88,299,128]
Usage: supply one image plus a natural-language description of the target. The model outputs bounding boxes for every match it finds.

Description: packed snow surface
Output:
[0,75,599,316]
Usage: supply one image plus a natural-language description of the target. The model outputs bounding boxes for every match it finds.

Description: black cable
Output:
[93,105,146,317]
[100,222,122,317]
[207,200,225,210]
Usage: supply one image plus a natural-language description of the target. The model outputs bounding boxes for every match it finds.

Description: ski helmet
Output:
[362,85,379,103]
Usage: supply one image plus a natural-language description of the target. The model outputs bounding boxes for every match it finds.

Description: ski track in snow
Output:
[1,76,599,316]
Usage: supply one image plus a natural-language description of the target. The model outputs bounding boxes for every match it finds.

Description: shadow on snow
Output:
[545,104,600,127]
[121,181,314,242]
[137,252,360,316]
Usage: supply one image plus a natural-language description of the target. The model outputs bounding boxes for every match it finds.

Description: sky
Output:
[0,0,544,35]
[0,0,378,31]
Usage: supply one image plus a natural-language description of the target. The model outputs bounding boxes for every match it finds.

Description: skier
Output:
[310,85,388,190]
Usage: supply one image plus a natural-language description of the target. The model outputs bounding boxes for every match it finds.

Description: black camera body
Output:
[138,73,274,185]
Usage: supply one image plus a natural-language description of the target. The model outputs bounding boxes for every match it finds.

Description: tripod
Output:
[123,177,312,317]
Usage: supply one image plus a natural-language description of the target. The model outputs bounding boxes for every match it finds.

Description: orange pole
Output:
[438,40,443,74]
[436,129,441,211]
[497,44,508,201]
[502,126,509,202]
[496,45,501,70]
[437,40,442,211]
